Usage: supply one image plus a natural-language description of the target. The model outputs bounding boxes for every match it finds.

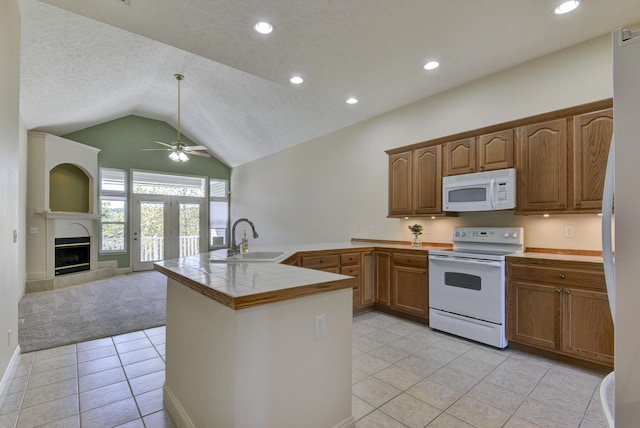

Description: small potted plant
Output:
[408,224,423,247]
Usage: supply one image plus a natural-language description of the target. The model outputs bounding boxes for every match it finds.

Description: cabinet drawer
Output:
[510,264,605,290]
[301,254,339,269]
[340,252,361,266]
[341,265,361,278]
[392,253,427,269]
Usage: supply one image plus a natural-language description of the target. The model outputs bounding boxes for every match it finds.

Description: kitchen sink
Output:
[210,251,287,263]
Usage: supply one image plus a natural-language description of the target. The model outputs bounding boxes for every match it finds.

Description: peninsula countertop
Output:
[152,241,445,310]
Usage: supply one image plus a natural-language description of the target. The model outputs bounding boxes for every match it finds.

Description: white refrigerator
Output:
[602,27,640,427]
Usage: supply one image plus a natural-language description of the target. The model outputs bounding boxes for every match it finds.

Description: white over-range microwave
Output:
[442,168,516,212]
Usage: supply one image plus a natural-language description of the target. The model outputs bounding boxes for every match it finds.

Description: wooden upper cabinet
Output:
[444,132,514,176]
[477,129,514,172]
[572,109,613,211]
[517,119,568,212]
[413,146,442,214]
[388,147,443,217]
[443,138,475,176]
[388,151,412,216]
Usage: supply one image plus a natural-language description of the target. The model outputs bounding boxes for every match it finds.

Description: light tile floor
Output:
[352,311,611,428]
[0,311,612,428]
[0,326,174,428]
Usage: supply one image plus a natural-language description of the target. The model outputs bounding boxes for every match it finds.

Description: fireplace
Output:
[55,236,90,276]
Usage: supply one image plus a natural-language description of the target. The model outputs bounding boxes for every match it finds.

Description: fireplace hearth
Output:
[55,236,90,276]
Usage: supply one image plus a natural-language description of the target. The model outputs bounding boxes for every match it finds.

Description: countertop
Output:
[154,241,603,310]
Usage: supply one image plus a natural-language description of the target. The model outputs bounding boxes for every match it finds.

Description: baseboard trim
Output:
[0,346,21,405]
[164,383,196,428]
[333,415,356,428]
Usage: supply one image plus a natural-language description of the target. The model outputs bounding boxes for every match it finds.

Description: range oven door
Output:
[428,254,505,324]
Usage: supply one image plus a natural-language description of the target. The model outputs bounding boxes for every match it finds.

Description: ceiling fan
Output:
[143,74,212,162]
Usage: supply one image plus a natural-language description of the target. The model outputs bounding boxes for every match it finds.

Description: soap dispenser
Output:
[241,229,249,254]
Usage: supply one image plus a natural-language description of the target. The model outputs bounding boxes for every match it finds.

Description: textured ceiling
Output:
[19,0,640,167]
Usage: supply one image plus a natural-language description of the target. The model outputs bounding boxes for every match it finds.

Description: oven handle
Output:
[429,255,503,268]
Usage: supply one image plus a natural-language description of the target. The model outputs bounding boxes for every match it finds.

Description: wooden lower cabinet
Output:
[374,251,391,308]
[507,258,613,367]
[390,252,429,320]
[299,249,375,312]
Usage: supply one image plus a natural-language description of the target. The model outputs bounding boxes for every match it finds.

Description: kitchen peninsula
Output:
[154,248,358,428]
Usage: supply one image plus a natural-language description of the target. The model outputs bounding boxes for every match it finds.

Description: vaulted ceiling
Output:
[19,0,640,167]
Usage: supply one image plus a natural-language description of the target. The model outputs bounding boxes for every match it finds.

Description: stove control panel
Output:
[452,227,524,245]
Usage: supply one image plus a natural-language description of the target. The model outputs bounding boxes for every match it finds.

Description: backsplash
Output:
[379,211,610,252]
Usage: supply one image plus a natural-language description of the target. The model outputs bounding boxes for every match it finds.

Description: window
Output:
[210,178,229,248]
[132,171,205,196]
[100,168,127,253]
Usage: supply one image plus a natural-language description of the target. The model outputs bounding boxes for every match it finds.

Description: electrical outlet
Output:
[314,314,326,339]
[370,225,376,233]
[565,226,574,238]
[425,226,432,234]
[30,227,38,234]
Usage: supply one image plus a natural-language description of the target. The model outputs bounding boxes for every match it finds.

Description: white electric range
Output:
[428,227,524,348]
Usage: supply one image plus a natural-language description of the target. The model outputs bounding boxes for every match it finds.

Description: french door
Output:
[132,195,207,271]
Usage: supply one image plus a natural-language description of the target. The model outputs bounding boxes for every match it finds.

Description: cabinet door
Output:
[361,252,375,308]
[388,152,412,216]
[562,287,614,365]
[391,265,428,318]
[477,129,514,172]
[443,137,475,176]
[413,146,442,214]
[517,119,568,212]
[572,109,613,211]
[509,281,561,351]
[374,252,391,307]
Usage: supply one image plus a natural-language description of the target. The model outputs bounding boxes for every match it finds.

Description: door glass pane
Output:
[179,203,200,257]
[140,202,165,262]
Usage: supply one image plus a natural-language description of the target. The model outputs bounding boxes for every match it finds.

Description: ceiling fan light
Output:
[178,152,189,162]
[169,151,180,162]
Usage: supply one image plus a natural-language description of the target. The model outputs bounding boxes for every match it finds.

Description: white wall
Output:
[0,0,23,392]
[231,33,612,251]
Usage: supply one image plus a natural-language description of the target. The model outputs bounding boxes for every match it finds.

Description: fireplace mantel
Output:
[35,210,101,220]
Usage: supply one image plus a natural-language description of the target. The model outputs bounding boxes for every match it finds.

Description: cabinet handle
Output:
[559,274,565,279]
[555,288,561,293]
[564,289,571,295]
[560,203,565,208]
[480,165,485,170]
[576,202,581,206]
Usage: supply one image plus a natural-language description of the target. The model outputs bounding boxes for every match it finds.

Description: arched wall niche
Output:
[49,163,91,213]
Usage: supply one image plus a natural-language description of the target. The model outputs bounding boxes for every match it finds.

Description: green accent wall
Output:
[63,115,231,269]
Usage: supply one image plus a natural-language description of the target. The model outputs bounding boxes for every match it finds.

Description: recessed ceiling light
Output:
[423,61,440,71]
[290,76,304,84]
[254,21,273,34]
[554,0,580,14]
[346,97,358,105]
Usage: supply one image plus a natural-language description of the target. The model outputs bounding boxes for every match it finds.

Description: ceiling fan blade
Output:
[141,148,172,151]
[154,141,176,148]
[187,151,212,158]
[184,145,208,151]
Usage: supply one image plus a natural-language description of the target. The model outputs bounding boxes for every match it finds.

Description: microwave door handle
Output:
[489,179,496,209]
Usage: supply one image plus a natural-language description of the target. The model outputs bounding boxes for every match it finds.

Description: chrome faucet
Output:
[228,218,259,257]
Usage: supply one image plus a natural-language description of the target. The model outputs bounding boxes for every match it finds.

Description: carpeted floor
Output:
[18,271,167,353]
